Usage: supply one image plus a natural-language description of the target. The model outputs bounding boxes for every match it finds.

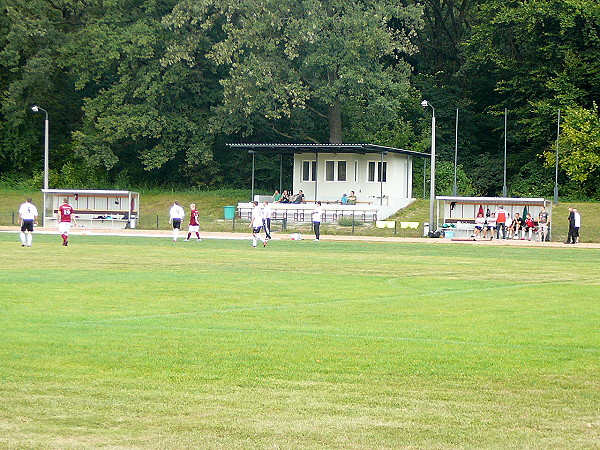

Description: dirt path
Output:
[2,226,599,249]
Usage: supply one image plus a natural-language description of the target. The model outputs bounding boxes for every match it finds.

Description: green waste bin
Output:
[223,206,236,220]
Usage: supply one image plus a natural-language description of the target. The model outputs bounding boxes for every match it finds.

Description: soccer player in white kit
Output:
[250,201,267,247]
[169,201,185,241]
[18,197,38,247]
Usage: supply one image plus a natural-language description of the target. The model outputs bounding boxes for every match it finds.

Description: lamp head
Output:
[31,105,39,112]
[421,100,429,108]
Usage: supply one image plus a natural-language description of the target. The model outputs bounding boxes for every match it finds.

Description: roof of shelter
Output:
[436,196,551,205]
[42,189,139,195]
[227,143,429,158]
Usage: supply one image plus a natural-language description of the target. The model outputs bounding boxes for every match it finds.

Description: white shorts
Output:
[59,222,72,234]
[188,225,199,232]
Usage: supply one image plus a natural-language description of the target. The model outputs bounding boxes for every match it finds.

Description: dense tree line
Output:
[1,0,598,198]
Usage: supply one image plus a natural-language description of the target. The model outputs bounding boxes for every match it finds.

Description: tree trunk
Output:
[328,102,343,144]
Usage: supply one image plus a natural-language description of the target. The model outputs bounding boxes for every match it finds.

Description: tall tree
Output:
[167,0,423,144]
[60,0,224,187]
[461,0,600,194]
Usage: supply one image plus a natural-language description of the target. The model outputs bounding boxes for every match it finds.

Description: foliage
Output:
[542,103,600,198]
[166,0,423,143]
[0,0,599,199]
[337,216,363,227]
[431,160,479,197]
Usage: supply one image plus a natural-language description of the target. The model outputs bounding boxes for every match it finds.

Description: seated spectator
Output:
[291,190,305,204]
[272,189,282,203]
[512,212,524,239]
[505,213,516,239]
[279,190,291,203]
[524,213,535,241]
[472,212,485,237]
[341,193,348,204]
[483,212,496,238]
[347,191,357,205]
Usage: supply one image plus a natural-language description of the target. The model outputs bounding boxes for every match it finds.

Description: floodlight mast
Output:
[422,100,436,235]
[31,105,49,191]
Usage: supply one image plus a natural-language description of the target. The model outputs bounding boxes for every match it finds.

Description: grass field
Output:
[1,232,599,448]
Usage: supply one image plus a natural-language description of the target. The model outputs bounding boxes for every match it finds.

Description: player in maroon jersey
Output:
[184,203,201,241]
[58,198,77,246]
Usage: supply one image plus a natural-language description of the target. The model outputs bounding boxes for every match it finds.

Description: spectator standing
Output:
[572,208,581,244]
[566,206,576,244]
[185,203,201,242]
[312,201,323,241]
[537,206,549,242]
[169,201,185,242]
[495,206,507,239]
[18,197,38,247]
[58,198,77,246]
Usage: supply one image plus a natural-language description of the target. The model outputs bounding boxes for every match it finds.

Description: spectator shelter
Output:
[42,189,140,229]
[436,196,553,238]
[228,143,429,222]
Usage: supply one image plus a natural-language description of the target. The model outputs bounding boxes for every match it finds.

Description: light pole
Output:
[31,105,49,227]
[31,105,49,190]
[454,108,458,197]
[502,108,508,197]
[554,109,561,205]
[421,100,436,234]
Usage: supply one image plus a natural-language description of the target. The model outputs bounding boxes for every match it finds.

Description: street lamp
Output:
[421,100,436,235]
[31,105,49,191]
[554,109,561,205]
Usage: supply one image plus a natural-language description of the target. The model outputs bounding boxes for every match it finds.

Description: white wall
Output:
[292,153,413,203]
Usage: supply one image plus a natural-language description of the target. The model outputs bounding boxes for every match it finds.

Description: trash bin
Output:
[423,222,429,237]
[129,218,137,229]
[223,206,236,220]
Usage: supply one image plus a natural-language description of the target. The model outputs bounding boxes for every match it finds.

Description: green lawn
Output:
[0,233,598,448]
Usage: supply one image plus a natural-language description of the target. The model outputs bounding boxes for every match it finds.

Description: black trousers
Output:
[567,226,577,243]
[313,221,320,240]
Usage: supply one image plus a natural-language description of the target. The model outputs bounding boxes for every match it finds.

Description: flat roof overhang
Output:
[436,196,551,205]
[227,143,430,158]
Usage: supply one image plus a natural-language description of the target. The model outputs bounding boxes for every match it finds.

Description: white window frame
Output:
[337,161,347,182]
[302,160,316,182]
[367,161,387,183]
[324,160,347,182]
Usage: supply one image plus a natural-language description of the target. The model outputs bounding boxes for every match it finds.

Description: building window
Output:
[302,160,316,181]
[325,160,347,181]
[368,161,376,182]
[337,161,347,182]
[368,161,387,182]
[378,161,387,182]
[325,161,335,181]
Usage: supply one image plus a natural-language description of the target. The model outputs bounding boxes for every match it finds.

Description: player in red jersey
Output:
[184,203,201,241]
[58,198,77,246]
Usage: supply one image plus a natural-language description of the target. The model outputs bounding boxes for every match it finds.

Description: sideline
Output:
[1,226,599,248]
